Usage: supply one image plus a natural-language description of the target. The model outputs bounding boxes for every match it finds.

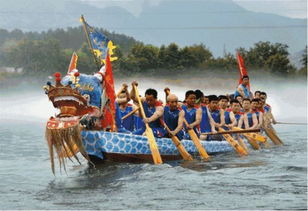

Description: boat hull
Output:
[82,131,235,163]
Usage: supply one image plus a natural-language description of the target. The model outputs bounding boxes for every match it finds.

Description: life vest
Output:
[163,105,184,139]
[246,112,254,127]
[234,84,250,98]
[234,112,244,129]
[163,105,181,131]
[200,105,211,133]
[224,111,231,125]
[264,104,271,113]
[211,109,221,124]
[182,104,200,134]
[252,110,261,124]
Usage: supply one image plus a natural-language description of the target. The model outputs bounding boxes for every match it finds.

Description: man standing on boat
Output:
[234,76,251,99]
[163,94,185,140]
[130,82,166,138]
[182,90,202,139]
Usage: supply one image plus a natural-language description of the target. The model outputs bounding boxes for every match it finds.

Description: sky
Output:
[80,0,307,19]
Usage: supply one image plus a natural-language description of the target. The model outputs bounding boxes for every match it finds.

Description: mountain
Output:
[0,0,306,56]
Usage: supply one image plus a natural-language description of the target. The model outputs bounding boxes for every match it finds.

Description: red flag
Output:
[236,52,250,88]
[101,53,116,130]
[67,52,78,74]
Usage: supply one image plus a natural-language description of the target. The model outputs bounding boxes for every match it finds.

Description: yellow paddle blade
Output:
[187,129,210,160]
[219,128,248,156]
[171,136,193,161]
[145,124,163,164]
[233,127,267,142]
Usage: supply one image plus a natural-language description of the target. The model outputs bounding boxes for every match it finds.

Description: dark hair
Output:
[251,98,259,103]
[236,95,243,99]
[185,90,196,99]
[218,95,229,101]
[242,75,249,80]
[195,89,204,100]
[230,99,240,105]
[254,91,261,95]
[145,88,158,99]
[242,98,251,103]
[260,92,267,96]
[208,95,219,102]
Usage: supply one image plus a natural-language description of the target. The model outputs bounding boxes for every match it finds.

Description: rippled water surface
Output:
[0,119,306,210]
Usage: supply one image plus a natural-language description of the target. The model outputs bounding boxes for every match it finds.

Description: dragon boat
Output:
[44,65,240,173]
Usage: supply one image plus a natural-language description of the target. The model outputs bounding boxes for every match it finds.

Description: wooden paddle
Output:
[121,106,140,120]
[263,127,284,145]
[276,122,307,125]
[237,134,249,153]
[233,127,266,143]
[218,127,248,156]
[132,84,163,164]
[183,119,210,161]
[201,128,260,136]
[163,123,193,161]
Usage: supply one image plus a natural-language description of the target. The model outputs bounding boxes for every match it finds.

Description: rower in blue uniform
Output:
[207,95,225,140]
[238,98,258,129]
[130,82,166,138]
[163,94,185,140]
[251,98,263,129]
[182,90,202,139]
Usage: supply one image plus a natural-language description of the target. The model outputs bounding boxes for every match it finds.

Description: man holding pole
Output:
[130,82,166,138]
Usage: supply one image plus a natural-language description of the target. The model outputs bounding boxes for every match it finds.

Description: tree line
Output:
[0,27,306,77]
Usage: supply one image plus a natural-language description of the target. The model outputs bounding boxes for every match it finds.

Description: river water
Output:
[0,79,307,210]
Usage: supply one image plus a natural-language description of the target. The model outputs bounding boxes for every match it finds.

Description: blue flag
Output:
[85,22,109,64]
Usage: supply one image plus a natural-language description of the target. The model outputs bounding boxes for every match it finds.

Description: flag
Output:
[82,20,117,64]
[101,54,116,131]
[67,52,78,74]
[236,52,250,88]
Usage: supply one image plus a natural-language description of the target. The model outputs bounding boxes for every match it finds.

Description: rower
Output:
[208,95,225,140]
[208,95,225,128]
[219,95,237,129]
[130,82,166,137]
[260,92,277,129]
[199,99,216,140]
[234,75,251,99]
[182,90,202,139]
[163,94,185,140]
[115,85,135,133]
[238,98,258,129]
[251,98,263,129]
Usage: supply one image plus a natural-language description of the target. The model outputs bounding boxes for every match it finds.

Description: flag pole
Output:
[80,15,101,71]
